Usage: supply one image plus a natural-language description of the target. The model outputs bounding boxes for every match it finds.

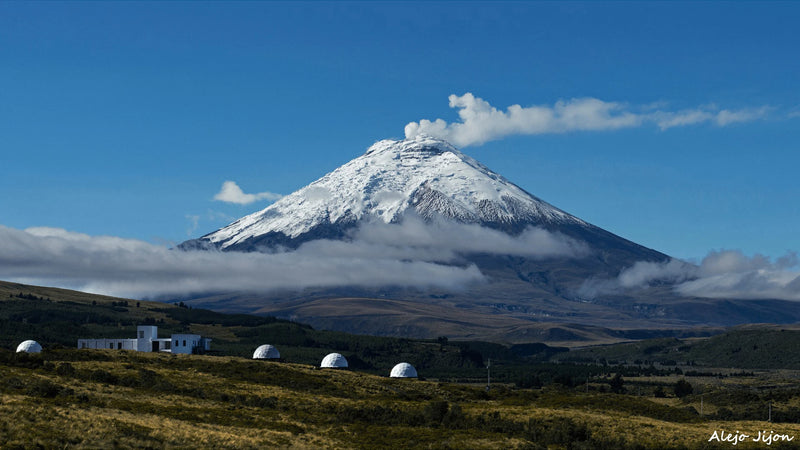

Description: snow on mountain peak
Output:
[202,136,586,249]
[364,134,456,156]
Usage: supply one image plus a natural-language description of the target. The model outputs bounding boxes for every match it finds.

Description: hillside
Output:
[0,280,505,378]
[559,324,800,370]
[3,348,800,449]
[7,281,800,447]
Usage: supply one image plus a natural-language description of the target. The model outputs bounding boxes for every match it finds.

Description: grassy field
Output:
[5,280,800,448]
[3,348,800,449]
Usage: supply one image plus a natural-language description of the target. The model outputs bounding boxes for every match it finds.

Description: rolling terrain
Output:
[6,281,800,448]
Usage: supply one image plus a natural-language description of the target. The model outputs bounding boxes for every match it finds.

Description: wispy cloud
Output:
[0,225,484,298]
[652,105,772,130]
[213,180,283,205]
[676,250,800,300]
[578,250,800,301]
[405,93,773,147]
[302,214,591,263]
[185,214,200,237]
[0,218,587,299]
[184,210,236,239]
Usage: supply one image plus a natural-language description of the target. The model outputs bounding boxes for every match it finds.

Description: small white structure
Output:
[78,325,211,354]
[320,352,348,368]
[253,344,280,360]
[390,362,418,378]
[171,334,208,355]
[16,340,42,353]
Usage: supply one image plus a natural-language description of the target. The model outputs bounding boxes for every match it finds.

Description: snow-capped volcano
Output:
[188,135,589,251]
[176,136,800,342]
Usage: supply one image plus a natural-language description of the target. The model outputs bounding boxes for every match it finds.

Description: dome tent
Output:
[16,340,42,353]
[320,352,348,368]
[390,362,418,378]
[253,344,280,360]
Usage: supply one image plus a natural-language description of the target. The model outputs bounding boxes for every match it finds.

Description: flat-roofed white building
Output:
[171,334,208,355]
[78,325,210,354]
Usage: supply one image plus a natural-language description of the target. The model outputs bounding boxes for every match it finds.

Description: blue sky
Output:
[2,1,799,262]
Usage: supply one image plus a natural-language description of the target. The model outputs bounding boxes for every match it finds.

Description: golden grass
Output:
[5,350,800,449]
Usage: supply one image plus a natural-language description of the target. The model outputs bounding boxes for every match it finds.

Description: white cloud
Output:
[651,109,715,130]
[653,106,771,130]
[13,221,796,302]
[0,216,590,298]
[185,215,200,237]
[405,93,772,147]
[296,215,590,268]
[714,106,771,126]
[578,250,800,301]
[577,258,697,299]
[0,224,484,298]
[213,180,283,205]
[676,250,800,300]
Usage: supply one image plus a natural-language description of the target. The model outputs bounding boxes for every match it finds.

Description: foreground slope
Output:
[6,348,800,449]
[7,279,800,448]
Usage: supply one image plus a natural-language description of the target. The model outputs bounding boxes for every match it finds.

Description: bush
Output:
[674,379,693,398]
[609,373,624,394]
[89,369,118,384]
[653,386,666,398]
[56,362,76,377]
[26,379,64,398]
[423,400,449,424]
[525,416,591,446]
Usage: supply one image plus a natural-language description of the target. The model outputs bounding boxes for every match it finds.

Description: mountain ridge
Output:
[182,135,607,251]
[176,136,800,341]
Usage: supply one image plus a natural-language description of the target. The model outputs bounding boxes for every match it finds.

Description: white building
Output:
[253,344,280,360]
[390,362,418,378]
[16,340,42,353]
[320,352,348,368]
[78,325,211,354]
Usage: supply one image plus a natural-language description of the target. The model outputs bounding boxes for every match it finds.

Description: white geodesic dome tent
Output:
[320,352,348,368]
[252,344,280,360]
[390,362,418,378]
[16,340,42,353]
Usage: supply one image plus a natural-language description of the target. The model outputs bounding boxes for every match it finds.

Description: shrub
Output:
[674,379,693,398]
[90,369,118,384]
[26,379,63,398]
[56,362,76,377]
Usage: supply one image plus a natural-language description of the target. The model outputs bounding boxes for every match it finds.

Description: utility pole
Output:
[486,358,491,390]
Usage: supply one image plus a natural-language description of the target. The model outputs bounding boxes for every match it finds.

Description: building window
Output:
[139,331,144,338]
[109,343,114,349]
[183,340,186,347]
[174,340,177,347]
